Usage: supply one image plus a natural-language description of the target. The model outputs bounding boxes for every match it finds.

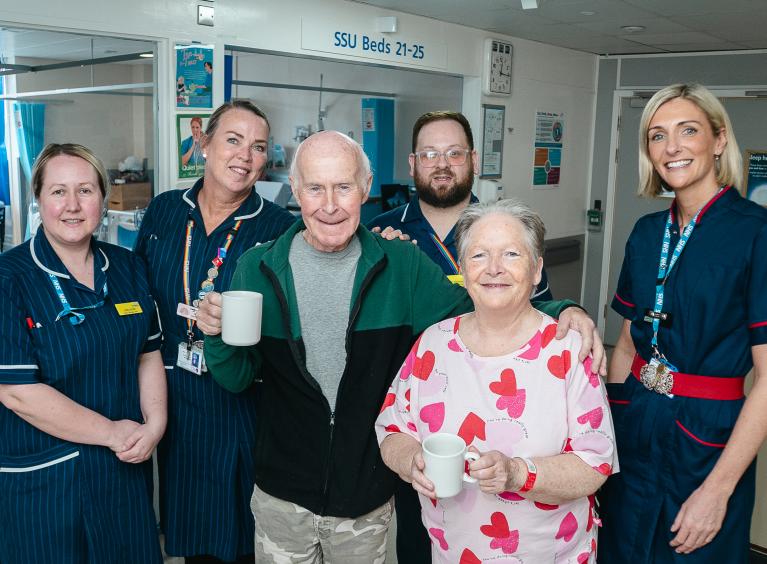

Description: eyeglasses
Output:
[413,148,471,168]
[300,184,360,198]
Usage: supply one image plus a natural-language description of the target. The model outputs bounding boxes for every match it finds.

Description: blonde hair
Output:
[638,83,742,198]
[32,143,110,199]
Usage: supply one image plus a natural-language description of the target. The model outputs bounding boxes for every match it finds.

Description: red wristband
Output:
[517,457,537,493]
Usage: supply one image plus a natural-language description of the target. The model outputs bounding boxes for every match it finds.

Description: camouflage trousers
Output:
[251,485,393,563]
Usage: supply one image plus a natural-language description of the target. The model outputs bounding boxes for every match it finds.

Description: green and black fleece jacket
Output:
[205,220,576,518]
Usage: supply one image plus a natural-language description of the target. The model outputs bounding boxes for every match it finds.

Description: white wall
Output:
[14,57,153,171]
[232,51,462,182]
[1,0,597,239]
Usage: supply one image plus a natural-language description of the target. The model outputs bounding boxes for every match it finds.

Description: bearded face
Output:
[413,158,475,208]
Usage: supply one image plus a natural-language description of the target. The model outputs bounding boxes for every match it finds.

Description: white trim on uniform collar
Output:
[182,187,196,208]
[30,232,110,277]
[235,192,264,221]
[400,203,410,223]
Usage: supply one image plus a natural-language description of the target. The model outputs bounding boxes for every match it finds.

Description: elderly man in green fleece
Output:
[196,130,602,563]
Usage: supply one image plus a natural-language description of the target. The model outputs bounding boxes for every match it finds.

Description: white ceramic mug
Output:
[422,433,479,498]
[221,291,263,346]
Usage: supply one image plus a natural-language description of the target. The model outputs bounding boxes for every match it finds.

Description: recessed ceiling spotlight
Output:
[580,11,596,16]
[621,25,646,33]
[139,52,154,58]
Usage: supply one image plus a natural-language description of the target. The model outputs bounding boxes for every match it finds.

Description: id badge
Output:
[177,302,198,321]
[176,342,207,375]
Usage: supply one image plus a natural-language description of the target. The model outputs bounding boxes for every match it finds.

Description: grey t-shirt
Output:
[289,232,361,411]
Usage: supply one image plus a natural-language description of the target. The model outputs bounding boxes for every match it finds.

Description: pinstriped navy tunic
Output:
[0,229,163,564]
[134,180,295,560]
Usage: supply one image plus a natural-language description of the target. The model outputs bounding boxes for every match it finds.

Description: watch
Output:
[483,38,513,97]
[517,457,537,492]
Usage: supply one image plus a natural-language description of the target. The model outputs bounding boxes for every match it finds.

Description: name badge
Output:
[447,274,464,287]
[115,302,143,316]
[177,302,198,320]
[176,342,207,375]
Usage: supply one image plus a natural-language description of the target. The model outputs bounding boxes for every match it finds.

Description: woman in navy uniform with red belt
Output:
[598,83,767,563]
[0,144,166,563]
[135,101,295,564]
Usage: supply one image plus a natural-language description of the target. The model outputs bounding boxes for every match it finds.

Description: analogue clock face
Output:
[488,42,512,94]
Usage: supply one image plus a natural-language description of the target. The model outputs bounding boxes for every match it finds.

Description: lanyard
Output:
[650,189,721,355]
[181,216,243,341]
[48,273,108,325]
[429,233,460,275]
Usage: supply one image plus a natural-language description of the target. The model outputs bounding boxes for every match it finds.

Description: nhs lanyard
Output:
[48,273,108,325]
[650,190,720,353]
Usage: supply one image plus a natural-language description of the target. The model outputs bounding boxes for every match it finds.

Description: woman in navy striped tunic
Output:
[135,101,295,564]
[0,143,166,564]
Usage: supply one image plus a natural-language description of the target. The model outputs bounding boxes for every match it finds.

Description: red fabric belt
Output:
[630,354,745,400]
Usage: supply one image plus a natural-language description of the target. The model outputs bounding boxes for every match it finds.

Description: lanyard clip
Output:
[186,330,195,351]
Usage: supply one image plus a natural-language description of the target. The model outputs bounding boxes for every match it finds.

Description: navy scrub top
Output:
[368,194,554,300]
[612,186,767,376]
[599,186,767,564]
[0,229,163,564]
[134,180,295,560]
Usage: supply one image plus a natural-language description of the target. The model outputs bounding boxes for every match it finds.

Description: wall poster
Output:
[177,114,210,179]
[480,104,505,179]
[532,110,564,188]
[744,149,767,206]
[176,44,214,109]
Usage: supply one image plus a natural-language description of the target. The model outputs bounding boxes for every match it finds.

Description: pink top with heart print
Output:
[375,313,619,564]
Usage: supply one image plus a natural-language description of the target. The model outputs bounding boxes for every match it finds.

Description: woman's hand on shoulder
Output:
[468,447,524,494]
[556,307,607,376]
[196,291,223,336]
[371,225,416,245]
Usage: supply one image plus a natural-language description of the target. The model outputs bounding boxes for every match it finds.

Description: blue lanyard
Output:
[48,273,108,325]
[650,189,720,355]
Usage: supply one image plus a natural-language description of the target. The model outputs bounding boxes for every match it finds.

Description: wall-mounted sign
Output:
[177,114,210,179]
[176,44,214,109]
[480,104,505,179]
[300,18,447,70]
[532,110,564,188]
[744,149,767,206]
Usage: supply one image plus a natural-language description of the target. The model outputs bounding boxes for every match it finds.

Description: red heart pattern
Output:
[498,491,524,502]
[457,412,486,445]
[489,368,517,396]
[534,501,559,511]
[380,392,395,413]
[413,350,435,380]
[419,402,445,433]
[547,350,571,379]
[496,390,526,419]
[541,322,557,348]
[576,407,603,429]
[480,512,519,554]
[429,527,449,551]
[459,548,481,564]
[384,424,400,433]
[555,511,578,542]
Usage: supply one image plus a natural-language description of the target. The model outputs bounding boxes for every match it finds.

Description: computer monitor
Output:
[381,183,411,212]
[256,181,292,208]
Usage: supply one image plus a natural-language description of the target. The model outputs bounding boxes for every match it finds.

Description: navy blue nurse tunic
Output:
[134,180,295,560]
[0,229,163,564]
[598,187,767,563]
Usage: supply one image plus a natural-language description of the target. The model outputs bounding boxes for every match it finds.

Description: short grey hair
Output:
[289,130,372,188]
[454,199,546,267]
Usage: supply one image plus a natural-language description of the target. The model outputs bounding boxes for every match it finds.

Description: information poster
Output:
[745,150,767,206]
[176,44,214,109]
[177,114,210,179]
[532,111,564,188]
[481,104,505,178]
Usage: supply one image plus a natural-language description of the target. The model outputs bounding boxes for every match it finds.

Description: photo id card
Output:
[176,342,207,375]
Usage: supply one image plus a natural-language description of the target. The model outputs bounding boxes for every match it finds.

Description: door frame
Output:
[596,87,763,334]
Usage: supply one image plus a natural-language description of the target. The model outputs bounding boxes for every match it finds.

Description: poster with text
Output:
[745,150,767,206]
[177,114,210,179]
[176,44,213,109]
[532,111,564,188]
